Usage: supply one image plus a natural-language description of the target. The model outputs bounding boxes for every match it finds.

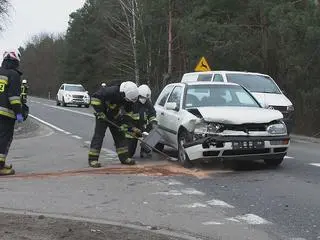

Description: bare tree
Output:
[0,0,10,32]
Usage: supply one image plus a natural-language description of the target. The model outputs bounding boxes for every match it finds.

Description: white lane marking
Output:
[202,221,223,225]
[285,156,294,159]
[226,217,241,223]
[29,114,70,134]
[43,103,94,118]
[84,141,117,155]
[234,214,271,225]
[180,188,205,196]
[290,238,307,240]
[310,163,320,167]
[152,190,183,196]
[180,203,207,208]
[167,179,184,186]
[72,135,82,140]
[206,199,234,208]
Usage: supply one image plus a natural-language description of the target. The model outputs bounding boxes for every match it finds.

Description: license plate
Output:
[232,140,265,150]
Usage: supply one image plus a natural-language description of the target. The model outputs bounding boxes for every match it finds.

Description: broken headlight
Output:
[267,121,287,135]
[194,122,223,136]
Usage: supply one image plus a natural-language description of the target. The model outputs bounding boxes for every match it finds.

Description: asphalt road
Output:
[25,96,320,240]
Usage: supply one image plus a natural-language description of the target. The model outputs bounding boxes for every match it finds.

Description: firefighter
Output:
[88,81,142,167]
[127,84,157,158]
[0,49,24,175]
[21,79,29,104]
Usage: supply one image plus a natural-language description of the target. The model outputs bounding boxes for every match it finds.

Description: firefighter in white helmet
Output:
[88,81,141,167]
[21,79,29,104]
[126,84,157,158]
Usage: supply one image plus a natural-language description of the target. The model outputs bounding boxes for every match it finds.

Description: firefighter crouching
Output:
[127,84,157,158]
[0,49,24,175]
[88,81,142,167]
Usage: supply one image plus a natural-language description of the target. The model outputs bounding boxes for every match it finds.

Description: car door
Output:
[154,85,175,143]
[162,85,184,148]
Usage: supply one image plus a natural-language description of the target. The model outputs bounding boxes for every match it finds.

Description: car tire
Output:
[154,143,164,152]
[85,104,90,108]
[177,130,193,168]
[78,104,82,108]
[56,98,60,106]
[62,97,67,107]
[264,158,284,167]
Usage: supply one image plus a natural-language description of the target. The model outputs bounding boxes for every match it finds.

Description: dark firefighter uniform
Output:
[127,99,157,158]
[0,60,22,174]
[89,85,137,167]
[21,83,28,104]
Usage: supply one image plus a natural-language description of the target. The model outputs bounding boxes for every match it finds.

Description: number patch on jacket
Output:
[0,83,5,93]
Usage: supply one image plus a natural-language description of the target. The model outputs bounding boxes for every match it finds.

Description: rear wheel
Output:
[264,158,284,167]
[177,130,193,168]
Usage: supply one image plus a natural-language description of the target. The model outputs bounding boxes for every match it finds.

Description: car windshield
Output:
[184,84,261,108]
[226,73,281,94]
[65,85,86,92]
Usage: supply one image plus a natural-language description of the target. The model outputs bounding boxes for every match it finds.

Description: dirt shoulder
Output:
[0,212,189,240]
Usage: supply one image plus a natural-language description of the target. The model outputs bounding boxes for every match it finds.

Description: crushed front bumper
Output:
[183,135,290,161]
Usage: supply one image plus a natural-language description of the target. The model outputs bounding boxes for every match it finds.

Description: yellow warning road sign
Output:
[195,57,211,72]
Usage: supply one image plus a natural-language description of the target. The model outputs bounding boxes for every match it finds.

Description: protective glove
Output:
[128,127,142,138]
[16,113,23,123]
[94,112,107,120]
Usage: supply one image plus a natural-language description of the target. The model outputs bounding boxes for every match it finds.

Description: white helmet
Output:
[22,79,27,84]
[119,81,139,102]
[138,84,151,104]
[101,83,106,87]
[3,49,21,62]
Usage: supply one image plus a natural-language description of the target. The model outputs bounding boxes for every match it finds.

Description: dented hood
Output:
[195,106,283,124]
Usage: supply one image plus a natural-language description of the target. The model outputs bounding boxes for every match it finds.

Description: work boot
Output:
[121,158,135,165]
[89,160,101,168]
[0,167,15,176]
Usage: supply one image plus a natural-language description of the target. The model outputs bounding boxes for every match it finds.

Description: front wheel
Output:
[62,97,67,107]
[85,104,90,108]
[264,158,284,167]
[178,130,193,168]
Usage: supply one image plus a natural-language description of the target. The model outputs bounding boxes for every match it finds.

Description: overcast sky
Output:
[0,0,86,58]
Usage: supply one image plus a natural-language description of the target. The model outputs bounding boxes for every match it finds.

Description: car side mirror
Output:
[166,102,179,111]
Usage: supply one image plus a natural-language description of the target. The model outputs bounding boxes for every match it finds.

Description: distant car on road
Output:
[154,81,290,168]
[181,71,294,134]
[56,83,90,108]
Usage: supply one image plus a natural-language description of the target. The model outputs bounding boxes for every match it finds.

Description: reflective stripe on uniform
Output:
[91,98,102,106]
[0,76,8,85]
[148,116,157,122]
[125,112,139,120]
[0,155,5,163]
[89,149,100,156]
[9,96,22,105]
[125,133,134,138]
[116,147,128,155]
[0,107,15,119]
[108,104,117,109]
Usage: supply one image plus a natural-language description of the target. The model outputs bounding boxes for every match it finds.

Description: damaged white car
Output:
[154,82,290,167]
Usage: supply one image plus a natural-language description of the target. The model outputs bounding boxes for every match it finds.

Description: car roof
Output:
[168,81,240,87]
[183,70,269,77]
[63,83,83,86]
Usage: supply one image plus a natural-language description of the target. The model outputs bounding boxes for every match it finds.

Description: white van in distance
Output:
[181,71,294,133]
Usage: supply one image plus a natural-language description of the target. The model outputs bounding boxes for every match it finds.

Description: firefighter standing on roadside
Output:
[21,79,29,104]
[127,84,157,158]
[0,49,24,175]
[88,81,142,167]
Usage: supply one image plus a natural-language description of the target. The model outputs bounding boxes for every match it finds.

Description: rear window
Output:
[226,74,281,94]
[197,74,213,81]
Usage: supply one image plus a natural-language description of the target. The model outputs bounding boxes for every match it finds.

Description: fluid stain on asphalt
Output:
[2,162,220,180]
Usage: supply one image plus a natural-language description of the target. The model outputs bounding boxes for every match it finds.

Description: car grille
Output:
[223,123,266,132]
[223,149,270,156]
[72,95,84,99]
